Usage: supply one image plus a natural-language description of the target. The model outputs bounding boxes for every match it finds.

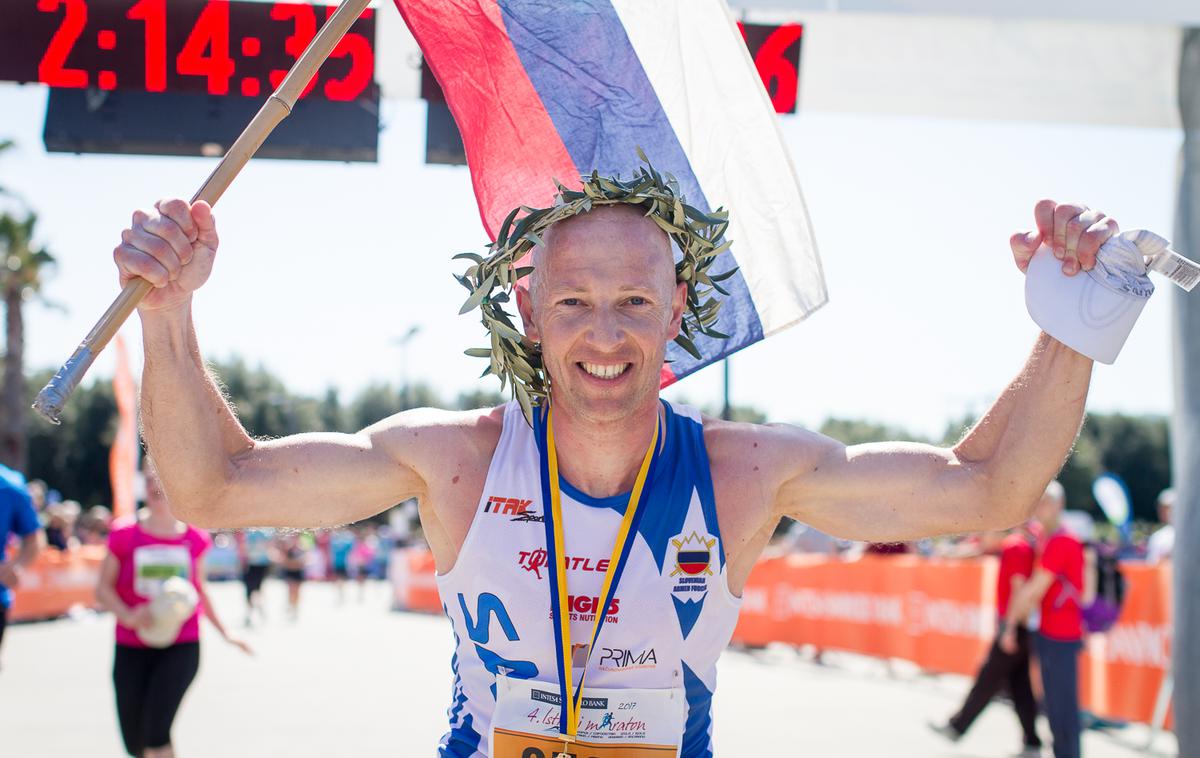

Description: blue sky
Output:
[0,82,1183,437]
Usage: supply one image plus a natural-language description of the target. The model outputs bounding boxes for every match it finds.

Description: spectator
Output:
[238,528,275,627]
[0,464,45,665]
[931,525,1041,755]
[1002,481,1095,758]
[26,479,47,515]
[78,505,114,546]
[329,527,354,603]
[278,533,308,620]
[1145,488,1175,564]
[44,500,81,551]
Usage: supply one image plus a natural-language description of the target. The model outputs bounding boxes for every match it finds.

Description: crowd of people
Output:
[225,521,408,625]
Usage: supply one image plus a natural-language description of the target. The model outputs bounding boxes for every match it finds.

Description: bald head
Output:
[528,204,675,305]
[515,203,688,423]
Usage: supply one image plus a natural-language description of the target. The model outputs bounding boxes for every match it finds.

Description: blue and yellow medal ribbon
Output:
[534,404,661,746]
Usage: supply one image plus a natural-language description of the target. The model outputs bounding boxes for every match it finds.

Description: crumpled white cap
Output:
[1025,230,1166,364]
[137,575,198,648]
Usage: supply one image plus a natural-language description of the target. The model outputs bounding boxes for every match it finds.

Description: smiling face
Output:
[518,205,686,424]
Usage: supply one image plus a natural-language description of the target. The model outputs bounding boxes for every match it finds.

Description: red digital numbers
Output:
[176,0,236,95]
[324,6,373,102]
[37,0,89,88]
[738,22,803,114]
[126,0,166,91]
[29,0,375,102]
[269,2,318,97]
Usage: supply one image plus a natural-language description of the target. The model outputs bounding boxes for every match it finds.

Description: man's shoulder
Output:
[371,404,507,468]
[702,416,826,467]
[702,416,831,507]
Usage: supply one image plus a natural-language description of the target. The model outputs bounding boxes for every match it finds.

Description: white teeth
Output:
[581,362,629,379]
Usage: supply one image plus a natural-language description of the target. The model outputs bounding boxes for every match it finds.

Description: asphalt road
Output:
[0,580,1178,757]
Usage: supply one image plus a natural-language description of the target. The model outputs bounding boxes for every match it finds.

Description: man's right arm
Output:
[120,198,438,529]
[140,305,429,528]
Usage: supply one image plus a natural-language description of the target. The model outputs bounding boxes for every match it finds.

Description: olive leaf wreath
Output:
[454,153,736,422]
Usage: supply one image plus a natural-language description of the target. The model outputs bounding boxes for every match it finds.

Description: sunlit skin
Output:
[122,194,1107,599]
[517,206,686,495]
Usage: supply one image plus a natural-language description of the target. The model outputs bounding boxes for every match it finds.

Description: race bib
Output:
[491,675,684,758]
[132,544,191,598]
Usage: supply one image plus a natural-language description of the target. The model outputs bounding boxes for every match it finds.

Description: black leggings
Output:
[113,642,200,756]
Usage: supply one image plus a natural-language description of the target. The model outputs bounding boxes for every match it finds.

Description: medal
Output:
[534,404,661,748]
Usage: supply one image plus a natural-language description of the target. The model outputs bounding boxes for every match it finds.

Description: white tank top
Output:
[436,400,741,757]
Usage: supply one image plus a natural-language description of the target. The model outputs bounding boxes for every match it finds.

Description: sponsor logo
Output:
[598,646,658,671]
[671,531,715,577]
[550,595,621,623]
[484,495,544,523]
[517,548,611,580]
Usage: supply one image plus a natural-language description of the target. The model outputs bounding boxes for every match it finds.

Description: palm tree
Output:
[0,211,55,471]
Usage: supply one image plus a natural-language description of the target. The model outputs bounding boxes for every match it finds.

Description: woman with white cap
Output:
[95,462,250,758]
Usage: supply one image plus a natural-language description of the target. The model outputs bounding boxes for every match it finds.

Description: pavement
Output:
[0,580,1179,757]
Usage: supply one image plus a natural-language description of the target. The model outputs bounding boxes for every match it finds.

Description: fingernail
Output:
[1064,259,1079,275]
[1053,246,1064,259]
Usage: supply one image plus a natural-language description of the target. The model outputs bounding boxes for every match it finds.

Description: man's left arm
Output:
[770,201,1111,542]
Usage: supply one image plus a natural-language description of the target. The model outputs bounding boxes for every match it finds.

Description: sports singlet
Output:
[436,400,741,757]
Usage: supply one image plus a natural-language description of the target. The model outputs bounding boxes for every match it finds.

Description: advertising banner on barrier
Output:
[732,555,1173,727]
[9,546,105,622]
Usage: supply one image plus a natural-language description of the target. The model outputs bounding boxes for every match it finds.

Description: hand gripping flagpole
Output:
[33,0,373,424]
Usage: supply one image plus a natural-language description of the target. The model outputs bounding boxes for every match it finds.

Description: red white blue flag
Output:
[396,0,827,385]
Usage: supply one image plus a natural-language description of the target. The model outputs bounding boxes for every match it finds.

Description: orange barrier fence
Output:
[393,549,1173,726]
[9,546,105,622]
[733,555,1173,727]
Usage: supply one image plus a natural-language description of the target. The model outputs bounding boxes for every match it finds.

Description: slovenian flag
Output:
[395,0,827,385]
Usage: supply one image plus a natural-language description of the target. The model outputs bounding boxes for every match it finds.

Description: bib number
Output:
[490,676,683,758]
[132,544,190,598]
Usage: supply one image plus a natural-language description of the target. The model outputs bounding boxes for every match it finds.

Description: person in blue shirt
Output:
[0,463,45,662]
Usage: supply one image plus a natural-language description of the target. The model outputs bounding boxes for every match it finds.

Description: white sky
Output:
[1,82,1183,438]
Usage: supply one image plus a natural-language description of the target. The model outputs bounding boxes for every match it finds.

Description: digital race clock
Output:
[0,0,375,101]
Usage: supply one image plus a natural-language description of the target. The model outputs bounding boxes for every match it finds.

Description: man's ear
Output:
[667,280,687,339]
[516,284,540,342]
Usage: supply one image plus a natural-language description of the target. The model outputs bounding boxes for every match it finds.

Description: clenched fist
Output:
[114,198,218,312]
[1010,199,1119,276]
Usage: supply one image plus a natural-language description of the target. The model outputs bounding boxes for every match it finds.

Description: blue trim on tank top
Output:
[555,400,670,512]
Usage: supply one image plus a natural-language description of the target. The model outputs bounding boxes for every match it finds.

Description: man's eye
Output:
[628,296,647,305]
[560,298,580,306]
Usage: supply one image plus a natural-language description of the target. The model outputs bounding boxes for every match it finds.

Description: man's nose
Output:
[584,307,625,350]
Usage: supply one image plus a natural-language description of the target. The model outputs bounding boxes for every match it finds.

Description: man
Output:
[114,189,1113,755]
[932,524,1040,754]
[1001,481,1095,758]
[0,463,46,663]
[1145,487,1175,563]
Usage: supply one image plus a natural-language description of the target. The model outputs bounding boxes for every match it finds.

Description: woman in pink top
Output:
[95,464,250,758]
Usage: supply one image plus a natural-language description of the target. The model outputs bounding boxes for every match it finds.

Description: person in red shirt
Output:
[931,525,1041,755]
[1002,481,1096,758]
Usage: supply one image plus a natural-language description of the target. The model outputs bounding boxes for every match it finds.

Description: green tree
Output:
[1,211,56,471]
[819,418,927,445]
[456,388,505,410]
[23,369,117,506]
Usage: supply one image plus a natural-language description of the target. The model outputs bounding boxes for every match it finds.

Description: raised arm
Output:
[117,199,472,529]
[765,200,1113,542]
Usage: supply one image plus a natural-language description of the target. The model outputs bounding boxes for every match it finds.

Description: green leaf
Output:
[464,347,492,358]
[459,273,496,314]
[674,332,702,360]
